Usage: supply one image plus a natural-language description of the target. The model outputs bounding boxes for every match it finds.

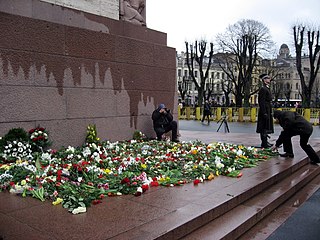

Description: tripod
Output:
[217,115,230,133]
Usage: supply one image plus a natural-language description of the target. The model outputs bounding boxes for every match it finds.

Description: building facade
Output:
[176,44,320,108]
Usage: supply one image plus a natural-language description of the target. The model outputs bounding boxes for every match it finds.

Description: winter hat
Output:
[259,73,270,80]
[158,103,166,109]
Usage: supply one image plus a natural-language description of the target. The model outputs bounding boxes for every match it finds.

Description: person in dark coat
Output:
[256,74,274,148]
[272,110,320,164]
[201,100,212,124]
[152,103,179,142]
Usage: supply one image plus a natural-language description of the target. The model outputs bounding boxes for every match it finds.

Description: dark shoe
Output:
[310,161,320,165]
[267,142,273,147]
[279,153,294,158]
[261,144,271,149]
[172,139,180,143]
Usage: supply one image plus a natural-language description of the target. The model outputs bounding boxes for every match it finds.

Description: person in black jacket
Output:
[152,103,179,142]
[272,110,320,164]
[256,74,274,148]
[201,100,212,124]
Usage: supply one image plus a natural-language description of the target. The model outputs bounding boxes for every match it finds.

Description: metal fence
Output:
[178,106,320,125]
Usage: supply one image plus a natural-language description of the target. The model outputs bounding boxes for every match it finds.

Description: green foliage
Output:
[85,124,100,144]
[0,128,29,151]
[133,130,147,141]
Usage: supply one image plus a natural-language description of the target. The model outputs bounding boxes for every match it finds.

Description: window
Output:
[195,70,198,78]
[178,69,181,77]
[216,72,220,79]
[184,70,188,77]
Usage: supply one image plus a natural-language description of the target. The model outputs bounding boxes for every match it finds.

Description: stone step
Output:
[238,173,320,240]
[109,155,318,239]
[181,162,320,240]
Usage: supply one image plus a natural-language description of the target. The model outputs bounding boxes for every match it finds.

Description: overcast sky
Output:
[147,0,320,56]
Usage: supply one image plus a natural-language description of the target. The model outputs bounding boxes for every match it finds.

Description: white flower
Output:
[72,206,87,214]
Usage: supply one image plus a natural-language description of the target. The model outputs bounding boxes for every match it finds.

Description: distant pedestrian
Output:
[272,110,320,164]
[201,100,212,124]
[256,74,274,148]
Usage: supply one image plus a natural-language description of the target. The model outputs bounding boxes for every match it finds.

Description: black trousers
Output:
[278,130,320,162]
[201,113,210,123]
[260,132,269,147]
[154,121,178,140]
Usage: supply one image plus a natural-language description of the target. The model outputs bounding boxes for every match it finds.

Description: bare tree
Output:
[221,78,233,106]
[216,19,274,107]
[177,77,188,103]
[185,40,214,107]
[293,24,320,107]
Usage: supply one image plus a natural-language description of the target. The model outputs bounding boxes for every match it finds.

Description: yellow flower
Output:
[216,170,220,176]
[21,180,27,186]
[0,164,11,170]
[191,149,198,155]
[104,169,111,174]
[52,198,63,205]
[208,172,214,180]
[141,164,147,169]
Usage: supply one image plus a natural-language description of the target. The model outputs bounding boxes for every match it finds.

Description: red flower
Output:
[55,182,62,187]
[121,177,130,184]
[237,172,243,178]
[57,170,62,181]
[134,192,142,197]
[193,179,201,185]
[92,199,102,205]
[142,184,149,192]
[151,181,159,187]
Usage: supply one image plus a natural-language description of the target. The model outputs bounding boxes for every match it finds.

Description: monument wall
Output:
[0,0,177,148]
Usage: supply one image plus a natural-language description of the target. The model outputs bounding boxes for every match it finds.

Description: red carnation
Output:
[57,170,62,181]
[121,177,130,184]
[142,184,149,192]
[193,179,201,185]
[151,181,159,187]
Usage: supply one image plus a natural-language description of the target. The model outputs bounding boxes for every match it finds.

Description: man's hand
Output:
[159,108,166,114]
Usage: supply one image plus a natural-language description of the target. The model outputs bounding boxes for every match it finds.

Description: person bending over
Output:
[152,104,179,142]
[272,110,320,164]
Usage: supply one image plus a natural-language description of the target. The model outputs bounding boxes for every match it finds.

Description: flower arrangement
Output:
[28,127,51,151]
[85,124,100,144]
[1,141,32,162]
[132,130,147,141]
[0,129,277,214]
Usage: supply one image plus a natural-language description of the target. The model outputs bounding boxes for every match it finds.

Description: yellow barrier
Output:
[178,107,320,125]
[304,108,311,122]
[238,108,244,122]
[196,107,201,120]
[251,108,256,122]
